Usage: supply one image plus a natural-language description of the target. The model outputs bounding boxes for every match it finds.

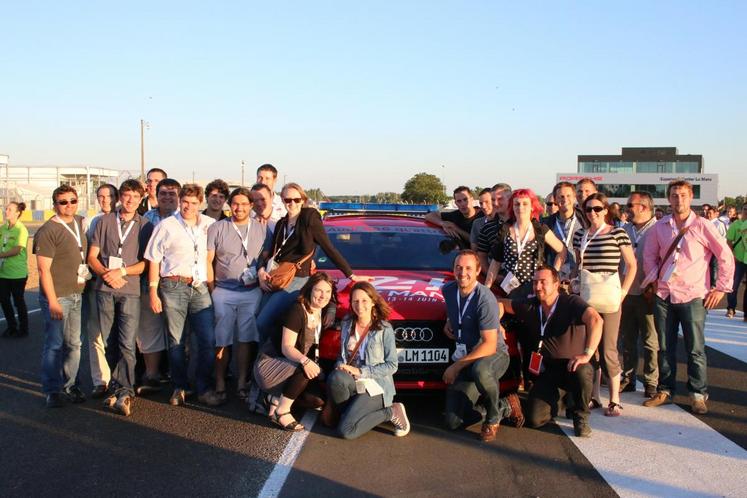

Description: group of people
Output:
[1,165,744,443]
[11,163,408,441]
[429,177,738,440]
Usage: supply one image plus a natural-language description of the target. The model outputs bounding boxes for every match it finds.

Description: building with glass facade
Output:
[557,147,718,206]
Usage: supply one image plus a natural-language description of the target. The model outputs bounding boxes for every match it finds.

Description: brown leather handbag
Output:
[268,251,314,292]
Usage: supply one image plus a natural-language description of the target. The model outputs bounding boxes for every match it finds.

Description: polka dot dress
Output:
[503,236,540,284]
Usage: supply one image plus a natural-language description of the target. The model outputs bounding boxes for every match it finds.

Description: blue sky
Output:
[2,1,745,197]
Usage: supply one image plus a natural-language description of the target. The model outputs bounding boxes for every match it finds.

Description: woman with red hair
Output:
[484,189,568,387]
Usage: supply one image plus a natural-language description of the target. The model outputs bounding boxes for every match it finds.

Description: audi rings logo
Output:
[395,327,434,342]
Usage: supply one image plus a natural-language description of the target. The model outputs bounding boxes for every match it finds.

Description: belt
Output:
[162,275,194,284]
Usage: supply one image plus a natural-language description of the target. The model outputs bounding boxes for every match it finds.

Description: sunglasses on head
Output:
[56,199,78,206]
[585,206,605,213]
[283,197,304,205]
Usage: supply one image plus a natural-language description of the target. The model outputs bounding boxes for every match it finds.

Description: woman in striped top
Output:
[573,193,636,417]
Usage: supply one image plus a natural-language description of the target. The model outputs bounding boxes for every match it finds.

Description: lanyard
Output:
[176,213,200,267]
[55,216,85,263]
[456,288,476,341]
[231,221,252,266]
[537,297,559,350]
[512,223,534,258]
[116,212,137,257]
[555,216,576,249]
[352,323,370,363]
[579,223,607,267]
[631,217,656,248]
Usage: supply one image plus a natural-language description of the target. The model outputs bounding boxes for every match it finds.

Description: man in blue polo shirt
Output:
[441,249,523,442]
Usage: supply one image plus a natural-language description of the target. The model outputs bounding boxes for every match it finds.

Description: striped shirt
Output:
[477,218,505,255]
[573,226,631,273]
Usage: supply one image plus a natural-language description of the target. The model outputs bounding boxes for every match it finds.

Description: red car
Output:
[315,212,521,393]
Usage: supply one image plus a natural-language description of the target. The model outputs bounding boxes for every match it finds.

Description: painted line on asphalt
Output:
[557,387,747,498]
[705,309,747,364]
[0,308,41,323]
[258,410,319,498]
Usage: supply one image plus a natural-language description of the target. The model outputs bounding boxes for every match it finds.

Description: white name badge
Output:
[77,264,92,285]
[661,262,677,283]
[452,343,468,361]
[265,256,278,274]
[355,378,384,397]
[108,256,123,270]
[500,271,521,295]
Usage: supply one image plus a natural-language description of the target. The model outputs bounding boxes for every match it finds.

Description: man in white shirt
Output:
[255,163,286,223]
[144,184,222,407]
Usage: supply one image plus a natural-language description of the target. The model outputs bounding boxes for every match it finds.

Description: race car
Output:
[314,208,521,393]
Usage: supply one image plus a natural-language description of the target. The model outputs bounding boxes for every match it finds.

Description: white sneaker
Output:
[390,402,410,437]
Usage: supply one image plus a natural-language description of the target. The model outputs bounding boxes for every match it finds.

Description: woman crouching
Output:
[325,282,410,439]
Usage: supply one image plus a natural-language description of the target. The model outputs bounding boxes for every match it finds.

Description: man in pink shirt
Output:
[642,180,734,414]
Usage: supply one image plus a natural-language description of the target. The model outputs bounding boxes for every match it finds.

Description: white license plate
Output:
[396,348,449,364]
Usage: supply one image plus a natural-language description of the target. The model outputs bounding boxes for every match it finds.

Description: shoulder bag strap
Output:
[657,226,690,278]
[346,326,371,366]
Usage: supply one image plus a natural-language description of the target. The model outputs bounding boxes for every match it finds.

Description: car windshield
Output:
[315,224,459,271]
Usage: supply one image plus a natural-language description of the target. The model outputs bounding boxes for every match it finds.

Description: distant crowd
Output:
[0,165,745,442]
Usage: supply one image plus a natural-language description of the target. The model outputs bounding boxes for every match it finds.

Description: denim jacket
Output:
[337,318,398,406]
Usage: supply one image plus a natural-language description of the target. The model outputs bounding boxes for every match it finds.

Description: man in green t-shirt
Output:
[0,201,29,337]
[726,205,747,319]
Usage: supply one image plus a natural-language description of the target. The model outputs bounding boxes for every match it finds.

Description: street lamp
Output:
[140,119,150,182]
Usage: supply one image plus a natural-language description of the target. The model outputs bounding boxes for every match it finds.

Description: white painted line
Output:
[0,308,41,323]
[258,410,319,498]
[705,309,747,364]
[556,387,747,498]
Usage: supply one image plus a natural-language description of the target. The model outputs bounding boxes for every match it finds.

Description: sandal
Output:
[604,402,623,417]
[589,398,602,410]
[264,394,280,417]
[271,411,305,432]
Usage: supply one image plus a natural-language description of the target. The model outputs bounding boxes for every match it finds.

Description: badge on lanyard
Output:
[452,288,476,361]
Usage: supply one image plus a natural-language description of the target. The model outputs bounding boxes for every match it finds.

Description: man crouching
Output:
[441,249,523,442]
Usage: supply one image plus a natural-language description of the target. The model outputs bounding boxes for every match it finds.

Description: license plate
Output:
[396,348,449,364]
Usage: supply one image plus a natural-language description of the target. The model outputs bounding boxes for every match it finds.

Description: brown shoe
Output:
[505,393,525,428]
[480,422,500,442]
[643,391,671,407]
[691,395,708,415]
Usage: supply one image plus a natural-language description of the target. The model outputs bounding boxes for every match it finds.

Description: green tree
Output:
[375,192,401,203]
[401,173,448,204]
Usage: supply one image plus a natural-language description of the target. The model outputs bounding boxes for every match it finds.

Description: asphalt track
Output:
[1,290,746,497]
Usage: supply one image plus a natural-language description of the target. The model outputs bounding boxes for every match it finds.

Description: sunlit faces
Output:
[207,190,226,212]
[478,192,493,216]
[555,186,576,212]
[310,280,333,310]
[626,195,649,224]
[350,288,374,322]
[97,187,116,213]
[497,189,512,217]
[230,194,252,223]
[453,253,480,290]
[533,269,559,303]
[180,195,201,220]
[454,191,473,215]
[576,183,597,204]
[584,199,607,225]
[512,196,533,220]
[157,186,180,214]
[256,171,276,191]
[252,189,272,218]
[4,204,19,224]
[146,171,166,197]
[119,190,142,214]
[668,186,693,216]
[54,192,78,217]
[282,187,304,217]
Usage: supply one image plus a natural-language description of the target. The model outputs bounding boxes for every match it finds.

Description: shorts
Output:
[137,291,166,353]
[213,286,262,347]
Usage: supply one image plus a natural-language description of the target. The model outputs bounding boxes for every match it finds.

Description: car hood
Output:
[325,269,452,321]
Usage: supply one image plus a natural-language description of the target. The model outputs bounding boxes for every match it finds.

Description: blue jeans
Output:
[654,296,707,397]
[327,369,393,440]
[40,293,82,395]
[444,352,511,428]
[726,261,746,311]
[159,280,215,394]
[97,292,140,397]
[256,276,309,342]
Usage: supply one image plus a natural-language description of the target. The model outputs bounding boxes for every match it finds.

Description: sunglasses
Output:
[546,202,556,207]
[56,199,78,206]
[283,197,304,205]
[585,206,605,213]
[626,202,644,209]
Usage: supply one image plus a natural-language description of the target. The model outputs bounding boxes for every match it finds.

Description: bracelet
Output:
[301,357,310,366]
[583,347,595,356]
[148,281,159,288]
[120,267,127,277]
